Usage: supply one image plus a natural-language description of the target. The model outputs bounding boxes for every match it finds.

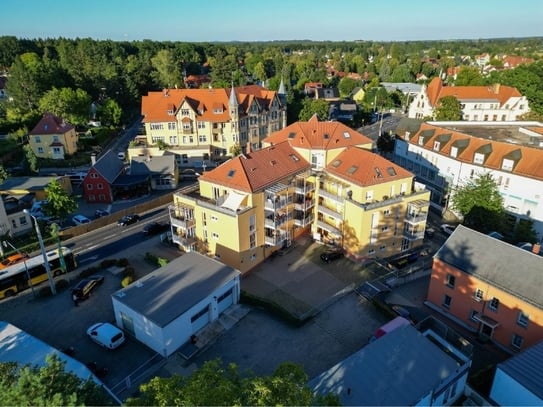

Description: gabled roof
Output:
[496,340,543,401]
[263,115,372,150]
[89,150,125,183]
[409,123,543,180]
[310,323,459,406]
[130,154,176,175]
[141,85,280,124]
[435,225,543,308]
[29,113,74,135]
[426,77,522,107]
[198,141,310,193]
[326,147,412,187]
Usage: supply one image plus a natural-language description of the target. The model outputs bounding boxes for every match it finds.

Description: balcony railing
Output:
[170,216,195,229]
[264,197,292,211]
[294,183,315,194]
[294,199,314,211]
[403,230,425,240]
[318,188,344,203]
[265,233,287,246]
[405,212,427,224]
[172,234,197,247]
[317,205,342,220]
[294,214,314,227]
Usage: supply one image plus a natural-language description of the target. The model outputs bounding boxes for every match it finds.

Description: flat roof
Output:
[112,252,240,327]
[310,324,460,406]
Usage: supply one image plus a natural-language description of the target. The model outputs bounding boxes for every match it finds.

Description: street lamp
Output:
[2,240,36,298]
[23,209,56,295]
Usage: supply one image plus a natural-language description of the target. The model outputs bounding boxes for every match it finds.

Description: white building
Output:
[111,252,241,357]
[394,120,543,241]
[490,340,543,406]
[408,77,529,121]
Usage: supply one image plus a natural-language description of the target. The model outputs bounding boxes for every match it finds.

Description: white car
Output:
[73,214,91,226]
[440,224,456,236]
[86,322,125,349]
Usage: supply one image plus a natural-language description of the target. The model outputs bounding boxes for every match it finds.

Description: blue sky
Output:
[2,0,541,42]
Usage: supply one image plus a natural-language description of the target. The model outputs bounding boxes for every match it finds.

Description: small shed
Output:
[111,252,241,357]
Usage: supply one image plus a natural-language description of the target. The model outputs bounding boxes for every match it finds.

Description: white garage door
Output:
[190,306,210,332]
[217,289,233,314]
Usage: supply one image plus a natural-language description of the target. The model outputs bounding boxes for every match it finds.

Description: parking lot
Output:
[0,234,410,400]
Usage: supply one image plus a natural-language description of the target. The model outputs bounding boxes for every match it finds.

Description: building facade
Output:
[394,120,543,240]
[28,113,79,160]
[408,77,529,121]
[135,84,287,170]
[426,225,543,354]
[169,118,431,273]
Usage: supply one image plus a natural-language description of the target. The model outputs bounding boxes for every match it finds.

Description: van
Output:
[71,275,104,300]
[369,316,411,343]
[86,322,125,349]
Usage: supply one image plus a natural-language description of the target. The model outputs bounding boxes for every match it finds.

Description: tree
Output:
[229,143,242,157]
[338,77,359,98]
[450,173,506,233]
[0,353,114,406]
[98,98,122,126]
[454,66,484,86]
[125,358,339,407]
[151,49,183,88]
[43,179,78,222]
[39,87,92,125]
[23,144,38,174]
[298,98,329,121]
[0,164,7,184]
[434,95,462,121]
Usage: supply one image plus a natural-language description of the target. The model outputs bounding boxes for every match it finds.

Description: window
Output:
[91,173,98,179]
[442,294,452,308]
[35,136,41,143]
[198,134,207,143]
[198,121,205,129]
[502,159,514,171]
[446,274,455,288]
[433,141,440,151]
[368,249,375,255]
[474,288,484,302]
[97,183,103,190]
[211,215,218,222]
[517,311,529,327]
[168,122,176,130]
[249,232,256,249]
[365,190,374,201]
[489,297,500,312]
[381,226,388,232]
[379,245,386,251]
[181,109,190,116]
[87,184,93,190]
[37,147,44,154]
[474,153,485,165]
[470,309,479,322]
[52,147,62,154]
[182,154,188,164]
[169,136,177,144]
[511,333,524,350]
[383,209,390,216]
[190,306,209,323]
[212,232,219,239]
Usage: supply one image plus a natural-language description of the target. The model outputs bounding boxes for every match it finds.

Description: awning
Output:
[473,313,500,328]
[220,191,247,211]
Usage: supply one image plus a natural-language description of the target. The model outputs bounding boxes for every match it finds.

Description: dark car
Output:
[71,275,104,301]
[142,221,169,236]
[320,249,344,263]
[391,305,416,324]
[117,214,140,226]
[94,209,110,219]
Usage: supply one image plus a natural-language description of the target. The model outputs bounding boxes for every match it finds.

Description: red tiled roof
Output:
[263,115,373,150]
[198,141,311,192]
[326,147,413,187]
[141,85,279,124]
[426,77,522,107]
[29,113,74,135]
[410,123,543,180]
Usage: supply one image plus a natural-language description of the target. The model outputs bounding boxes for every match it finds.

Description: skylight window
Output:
[227,169,236,178]
[331,160,342,168]
[347,165,358,175]
[387,167,397,176]
[323,133,330,139]
[289,154,299,162]
[374,167,383,178]
[343,131,351,139]
[288,132,296,139]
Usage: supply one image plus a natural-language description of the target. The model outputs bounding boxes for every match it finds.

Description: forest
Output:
[1,35,543,138]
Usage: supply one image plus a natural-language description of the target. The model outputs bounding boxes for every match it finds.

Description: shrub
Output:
[100,259,117,268]
[116,258,129,267]
[79,266,100,278]
[157,257,169,267]
[122,266,135,279]
[121,275,134,287]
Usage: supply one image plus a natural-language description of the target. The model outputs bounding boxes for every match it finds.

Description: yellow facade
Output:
[29,129,78,159]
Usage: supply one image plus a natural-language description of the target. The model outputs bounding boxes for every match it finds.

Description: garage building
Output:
[111,252,241,357]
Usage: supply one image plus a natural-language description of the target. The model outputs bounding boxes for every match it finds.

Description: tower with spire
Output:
[229,81,240,148]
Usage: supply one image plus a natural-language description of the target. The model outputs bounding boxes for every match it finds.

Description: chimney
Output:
[533,243,541,255]
[91,153,97,166]
[492,83,500,94]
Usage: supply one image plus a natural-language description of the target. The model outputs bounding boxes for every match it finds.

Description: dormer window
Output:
[474,152,485,165]
[451,146,458,158]
[502,158,514,172]
[181,109,190,116]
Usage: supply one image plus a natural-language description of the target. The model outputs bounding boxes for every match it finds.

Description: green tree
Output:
[434,95,462,121]
[298,98,329,121]
[338,77,359,98]
[450,173,506,233]
[230,143,242,156]
[0,164,7,183]
[43,179,78,222]
[454,66,484,86]
[39,87,92,125]
[23,144,39,174]
[98,98,122,126]
[151,49,183,88]
[0,353,114,406]
[125,358,339,407]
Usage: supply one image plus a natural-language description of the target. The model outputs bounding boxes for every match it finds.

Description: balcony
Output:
[265,233,287,246]
[405,212,428,224]
[318,188,344,204]
[294,182,315,194]
[294,199,314,211]
[316,220,340,235]
[169,204,195,229]
[403,229,425,240]
[170,216,195,229]
[264,197,292,211]
[294,213,314,227]
[172,234,197,247]
[264,213,291,229]
[317,205,342,220]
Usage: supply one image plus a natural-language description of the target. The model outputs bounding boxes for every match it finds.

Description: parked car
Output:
[72,214,91,226]
[440,224,456,236]
[320,249,344,263]
[142,221,169,236]
[117,214,140,226]
[71,275,104,301]
[0,252,29,269]
[94,209,110,218]
[390,305,416,323]
[86,322,125,349]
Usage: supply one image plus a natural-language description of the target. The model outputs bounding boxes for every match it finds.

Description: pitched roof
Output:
[435,225,543,308]
[310,324,459,406]
[426,77,522,107]
[496,340,543,401]
[409,122,543,181]
[141,85,280,124]
[326,147,413,187]
[130,154,176,175]
[198,141,311,193]
[263,115,372,150]
[29,113,74,135]
[89,150,125,183]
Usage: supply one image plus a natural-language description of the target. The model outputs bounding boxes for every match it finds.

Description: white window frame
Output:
[511,333,524,350]
[489,297,500,312]
[517,311,529,327]
[474,288,484,302]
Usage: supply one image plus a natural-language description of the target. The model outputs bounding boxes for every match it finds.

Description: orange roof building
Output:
[408,77,529,121]
[170,118,430,273]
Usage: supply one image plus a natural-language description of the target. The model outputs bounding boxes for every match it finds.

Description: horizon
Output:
[2,0,541,43]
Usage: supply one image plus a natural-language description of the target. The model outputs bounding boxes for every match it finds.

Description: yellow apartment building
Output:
[170,118,430,273]
[134,84,287,170]
[28,113,79,159]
